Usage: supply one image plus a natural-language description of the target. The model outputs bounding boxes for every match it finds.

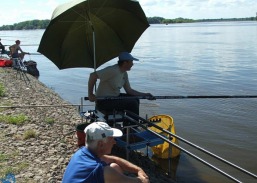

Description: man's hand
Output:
[137,168,149,183]
[145,93,156,100]
[88,93,96,102]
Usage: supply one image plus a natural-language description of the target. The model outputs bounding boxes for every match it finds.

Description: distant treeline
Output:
[148,16,257,24]
[0,17,256,30]
[0,20,50,30]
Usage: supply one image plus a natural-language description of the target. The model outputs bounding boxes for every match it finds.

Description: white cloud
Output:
[0,0,256,26]
[0,0,63,25]
[138,0,257,19]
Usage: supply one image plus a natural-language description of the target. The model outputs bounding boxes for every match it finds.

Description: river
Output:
[1,21,257,183]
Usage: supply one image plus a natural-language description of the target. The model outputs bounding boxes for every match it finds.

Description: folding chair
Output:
[12,58,30,85]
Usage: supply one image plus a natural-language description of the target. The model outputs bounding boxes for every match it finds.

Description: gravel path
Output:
[0,67,175,183]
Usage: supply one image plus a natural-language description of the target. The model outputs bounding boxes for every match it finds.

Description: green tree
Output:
[0,20,50,30]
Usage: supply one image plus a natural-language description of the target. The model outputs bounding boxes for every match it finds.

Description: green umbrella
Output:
[37,0,149,70]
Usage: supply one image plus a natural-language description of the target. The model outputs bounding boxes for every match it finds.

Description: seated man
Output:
[62,122,149,183]
[9,40,29,60]
[0,38,5,54]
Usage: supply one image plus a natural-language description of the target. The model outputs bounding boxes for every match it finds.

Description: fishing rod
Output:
[27,53,41,55]
[3,44,39,46]
[125,110,257,179]
[0,104,93,109]
[123,112,242,183]
[0,51,41,55]
[84,95,257,100]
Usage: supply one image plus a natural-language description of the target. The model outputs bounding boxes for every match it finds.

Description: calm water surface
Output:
[1,21,257,183]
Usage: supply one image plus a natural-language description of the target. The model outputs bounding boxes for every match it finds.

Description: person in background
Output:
[0,38,5,54]
[9,40,29,60]
[62,122,149,183]
[88,52,154,115]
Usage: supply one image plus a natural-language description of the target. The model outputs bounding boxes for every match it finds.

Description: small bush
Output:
[45,118,55,125]
[23,129,37,140]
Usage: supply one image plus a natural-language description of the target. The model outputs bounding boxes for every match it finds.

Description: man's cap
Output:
[84,122,123,141]
[119,52,139,61]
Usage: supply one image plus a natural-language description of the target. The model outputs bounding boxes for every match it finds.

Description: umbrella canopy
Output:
[38,0,149,70]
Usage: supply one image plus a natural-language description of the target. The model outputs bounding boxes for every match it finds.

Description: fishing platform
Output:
[76,97,257,182]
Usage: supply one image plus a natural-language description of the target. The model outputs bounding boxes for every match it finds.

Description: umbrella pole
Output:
[86,8,97,110]
[92,26,97,110]
[93,31,96,72]
[93,31,97,94]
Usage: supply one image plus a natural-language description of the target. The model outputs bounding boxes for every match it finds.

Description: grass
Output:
[0,152,28,179]
[0,153,10,162]
[0,162,29,179]
[0,82,5,97]
[45,118,55,125]
[23,129,37,140]
[0,114,28,125]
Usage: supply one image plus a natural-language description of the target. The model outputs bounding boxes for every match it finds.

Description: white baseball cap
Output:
[84,122,123,141]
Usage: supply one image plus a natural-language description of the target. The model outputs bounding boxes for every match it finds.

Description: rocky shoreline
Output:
[0,67,175,183]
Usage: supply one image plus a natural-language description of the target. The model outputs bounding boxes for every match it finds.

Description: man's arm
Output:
[102,155,143,173]
[102,155,149,182]
[9,45,13,52]
[19,46,23,52]
[124,82,153,97]
[104,165,149,183]
[88,72,98,102]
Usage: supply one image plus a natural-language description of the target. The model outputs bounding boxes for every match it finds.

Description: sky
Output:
[0,0,257,26]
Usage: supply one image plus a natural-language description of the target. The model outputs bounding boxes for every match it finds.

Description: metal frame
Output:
[12,58,30,85]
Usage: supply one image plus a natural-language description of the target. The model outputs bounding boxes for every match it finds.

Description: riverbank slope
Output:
[0,67,174,183]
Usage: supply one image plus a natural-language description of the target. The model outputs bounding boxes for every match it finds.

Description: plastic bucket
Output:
[76,123,90,147]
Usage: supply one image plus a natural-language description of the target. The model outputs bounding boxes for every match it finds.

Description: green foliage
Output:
[0,19,50,30]
[0,83,5,97]
[147,16,165,24]
[0,114,28,125]
[162,17,195,24]
[45,118,55,125]
[0,16,256,30]
[147,16,256,24]
[195,17,257,22]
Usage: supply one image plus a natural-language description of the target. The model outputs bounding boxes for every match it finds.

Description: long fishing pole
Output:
[124,113,242,183]
[3,44,39,46]
[1,52,41,55]
[0,104,93,109]
[125,110,257,179]
[27,53,41,55]
[84,95,257,100]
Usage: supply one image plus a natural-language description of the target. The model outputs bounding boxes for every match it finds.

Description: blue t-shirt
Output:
[62,147,107,183]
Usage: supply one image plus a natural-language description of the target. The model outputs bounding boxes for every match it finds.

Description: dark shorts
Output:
[11,53,19,58]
